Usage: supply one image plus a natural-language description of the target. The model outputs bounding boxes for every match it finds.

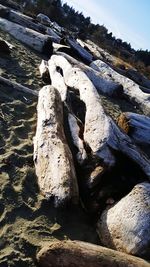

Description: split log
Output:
[55,52,122,96]
[90,59,150,115]
[0,18,53,56]
[48,55,150,177]
[68,113,87,164]
[39,60,51,84]
[37,240,150,267]
[0,75,38,96]
[33,85,79,207]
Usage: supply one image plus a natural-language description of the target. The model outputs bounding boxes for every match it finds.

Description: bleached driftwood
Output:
[68,113,87,164]
[39,60,51,84]
[118,112,150,146]
[46,27,61,43]
[126,68,150,89]
[0,75,38,96]
[0,18,53,55]
[98,182,150,257]
[48,55,150,177]
[33,85,79,206]
[48,59,67,101]
[53,43,82,58]
[37,240,150,267]
[55,52,122,96]
[67,38,93,64]
[0,4,61,43]
[90,59,150,115]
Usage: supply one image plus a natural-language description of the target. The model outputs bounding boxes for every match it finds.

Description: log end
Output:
[117,113,130,134]
[42,38,53,57]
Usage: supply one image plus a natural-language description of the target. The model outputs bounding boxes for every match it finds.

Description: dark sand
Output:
[0,29,142,266]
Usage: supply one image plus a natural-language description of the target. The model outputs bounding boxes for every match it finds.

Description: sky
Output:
[64,0,150,51]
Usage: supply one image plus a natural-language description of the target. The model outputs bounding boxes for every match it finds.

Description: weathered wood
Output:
[0,4,61,43]
[68,113,87,164]
[37,240,150,267]
[55,52,122,96]
[67,38,93,64]
[39,60,51,84]
[98,182,150,258]
[87,165,105,189]
[0,0,20,10]
[126,68,150,89]
[53,42,84,59]
[118,112,150,146]
[48,58,67,101]
[0,17,53,56]
[48,55,150,177]
[90,59,150,115]
[36,13,51,26]
[118,112,150,156]
[33,85,79,207]
[0,75,38,96]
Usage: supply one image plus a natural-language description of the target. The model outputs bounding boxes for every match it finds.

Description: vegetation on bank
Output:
[12,0,150,78]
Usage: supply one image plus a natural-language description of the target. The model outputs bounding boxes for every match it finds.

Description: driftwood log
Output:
[48,55,150,177]
[55,52,122,96]
[67,38,93,64]
[33,85,79,206]
[118,112,150,146]
[0,75,38,96]
[37,240,150,267]
[0,17,53,56]
[48,58,67,101]
[0,4,61,43]
[98,182,150,258]
[39,60,51,84]
[118,112,150,158]
[0,0,20,10]
[68,112,87,164]
[90,59,150,115]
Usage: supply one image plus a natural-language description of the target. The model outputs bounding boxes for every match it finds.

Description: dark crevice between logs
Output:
[42,39,53,58]
[90,150,148,220]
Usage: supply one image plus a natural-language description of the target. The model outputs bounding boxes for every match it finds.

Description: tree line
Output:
[14,0,150,76]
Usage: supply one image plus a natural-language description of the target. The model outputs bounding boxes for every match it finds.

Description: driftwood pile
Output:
[1,4,150,266]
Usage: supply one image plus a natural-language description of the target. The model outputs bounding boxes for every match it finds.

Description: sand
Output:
[0,29,143,267]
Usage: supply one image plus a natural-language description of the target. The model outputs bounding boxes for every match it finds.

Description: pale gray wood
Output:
[48,55,150,177]
[33,85,79,207]
[55,52,122,96]
[98,182,150,258]
[0,17,52,54]
[90,59,150,115]
[37,240,150,267]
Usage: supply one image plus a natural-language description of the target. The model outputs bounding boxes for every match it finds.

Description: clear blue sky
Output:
[64,0,150,51]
